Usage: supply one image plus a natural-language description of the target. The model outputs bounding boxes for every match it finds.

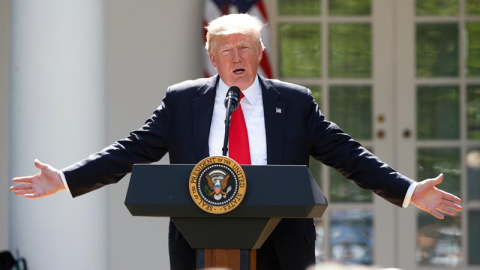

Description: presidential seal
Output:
[189,156,246,214]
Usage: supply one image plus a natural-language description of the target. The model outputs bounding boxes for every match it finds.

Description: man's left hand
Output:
[411,173,462,219]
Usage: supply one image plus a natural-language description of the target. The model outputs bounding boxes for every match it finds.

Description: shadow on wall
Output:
[308,262,402,270]
[196,262,403,270]
[0,250,27,270]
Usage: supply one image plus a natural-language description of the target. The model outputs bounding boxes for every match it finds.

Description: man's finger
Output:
[437,205,457,216]
[442,200,463,212]
[430,209,444,220]
[11,177,33,184]
[34,159,48,170]
[24,193,42,199]
[13,190,34,196]
[430,173,444,185]
[442,191,462,204]
[10,184,33,191]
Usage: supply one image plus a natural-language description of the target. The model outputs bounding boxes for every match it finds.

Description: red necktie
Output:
[228,93,251,165]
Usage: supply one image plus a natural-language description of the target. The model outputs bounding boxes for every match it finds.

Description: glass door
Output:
[270,0,399,267]
[269,0,480,268]
[396,0,480,269]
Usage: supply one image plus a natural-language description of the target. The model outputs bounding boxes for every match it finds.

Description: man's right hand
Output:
[10,159,66,199]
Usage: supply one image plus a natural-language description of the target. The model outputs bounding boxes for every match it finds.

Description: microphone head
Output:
[224,86,241,111]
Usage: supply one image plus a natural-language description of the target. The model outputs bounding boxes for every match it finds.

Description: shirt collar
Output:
[217,75,261,105]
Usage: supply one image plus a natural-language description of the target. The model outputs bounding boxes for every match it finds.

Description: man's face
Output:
[209,33,263,91]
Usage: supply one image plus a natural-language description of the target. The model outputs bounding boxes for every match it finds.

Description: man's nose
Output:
[232,50,241,62]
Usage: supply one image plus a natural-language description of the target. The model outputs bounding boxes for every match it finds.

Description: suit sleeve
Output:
[62,88,174,198]
[306,89,413,207]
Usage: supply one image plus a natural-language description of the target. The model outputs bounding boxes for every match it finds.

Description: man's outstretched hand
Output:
[411,173,462,219]
[10,159,65,198]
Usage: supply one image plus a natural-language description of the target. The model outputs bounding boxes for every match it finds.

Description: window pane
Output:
[330,209,374,265]
[279,23,321,78]
[310,157,322,187]
[467,22,480,77]
[329,86,372,139]
[307,85,322,109]
[278,0,320,16]
[415,0,458,16]
[314,218,326,262]
[469,211,480,264]
[467,148,480,201]
[329,23,371,78]
[417,213,462,266]
[467,85,480,139]
[329,0,370,16]
[417,148,460,196]
[416,23,459,77]
[417,86,459,140]
[466,0,480,15]
[329,168,372,203]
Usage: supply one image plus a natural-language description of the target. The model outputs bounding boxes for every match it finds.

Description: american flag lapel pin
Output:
[276,107,282,114]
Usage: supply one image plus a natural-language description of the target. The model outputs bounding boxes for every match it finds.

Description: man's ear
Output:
[257,47,263,63]
[209,53,218,69]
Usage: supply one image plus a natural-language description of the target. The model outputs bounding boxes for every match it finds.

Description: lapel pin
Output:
[276,108,282,114]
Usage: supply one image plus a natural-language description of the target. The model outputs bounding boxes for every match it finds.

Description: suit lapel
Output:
[259,76,286,165]
[192,76,219,161]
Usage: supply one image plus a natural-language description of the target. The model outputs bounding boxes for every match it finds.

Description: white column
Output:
[0,0,11,252]
[10,1,108,269]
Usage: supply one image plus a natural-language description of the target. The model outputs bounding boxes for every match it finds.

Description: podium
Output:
[125,164,328,270]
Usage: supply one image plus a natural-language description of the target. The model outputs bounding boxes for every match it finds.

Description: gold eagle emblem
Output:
[206,170,230,200]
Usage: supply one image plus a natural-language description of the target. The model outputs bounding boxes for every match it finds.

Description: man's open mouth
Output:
[233,69,245,74]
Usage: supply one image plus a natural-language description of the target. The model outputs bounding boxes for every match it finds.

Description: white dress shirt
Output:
[208,77,267,165]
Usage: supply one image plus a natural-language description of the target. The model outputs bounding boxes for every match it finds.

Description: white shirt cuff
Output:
[58,170,73,198]
[402,181,418,208]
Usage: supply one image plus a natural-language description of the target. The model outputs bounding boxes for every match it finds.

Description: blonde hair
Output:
[205,13,266,53]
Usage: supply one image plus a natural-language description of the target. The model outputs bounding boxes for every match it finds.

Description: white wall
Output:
[104,1,203,269]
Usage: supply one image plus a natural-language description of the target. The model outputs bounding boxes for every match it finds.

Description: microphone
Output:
[222,86,241,156]
[224,86,241,114]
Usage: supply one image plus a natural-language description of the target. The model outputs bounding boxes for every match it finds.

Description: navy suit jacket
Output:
[62,74,413,269]
[63,75,413,206]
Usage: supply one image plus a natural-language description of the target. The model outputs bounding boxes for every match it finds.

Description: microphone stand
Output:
[222,86,240,156]
[222,100,235,156]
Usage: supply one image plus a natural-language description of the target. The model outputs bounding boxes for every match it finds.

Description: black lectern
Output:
[125,164,328,270]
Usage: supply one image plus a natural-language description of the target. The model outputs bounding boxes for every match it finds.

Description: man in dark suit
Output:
[11,14,462,270]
